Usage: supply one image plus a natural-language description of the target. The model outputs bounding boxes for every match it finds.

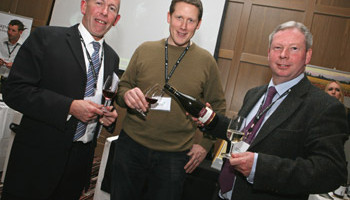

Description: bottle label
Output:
[198,107,215,125]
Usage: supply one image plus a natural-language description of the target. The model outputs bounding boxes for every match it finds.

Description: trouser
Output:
[1,141,94,200]
[0,76,7,93]
[110,130,189,200]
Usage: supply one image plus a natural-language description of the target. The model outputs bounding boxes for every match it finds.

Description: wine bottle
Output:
[164,84,218,128]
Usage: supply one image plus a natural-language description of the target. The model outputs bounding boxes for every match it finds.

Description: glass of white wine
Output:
[221,115,245,159]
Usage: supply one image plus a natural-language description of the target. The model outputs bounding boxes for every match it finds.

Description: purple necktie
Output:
[218,86,277,193]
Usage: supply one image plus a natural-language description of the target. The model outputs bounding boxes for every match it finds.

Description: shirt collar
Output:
[268,73,304,96]
[78,23,104,47]
[2,37,23,46]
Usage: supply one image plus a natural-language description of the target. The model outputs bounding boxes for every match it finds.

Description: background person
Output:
[200,21,348,200]
[325,80,344,103]
[324,80,350,128]
[110,0,226,199]
[0,19,25,90]
[1,0,120,199]
[324,80,350,198]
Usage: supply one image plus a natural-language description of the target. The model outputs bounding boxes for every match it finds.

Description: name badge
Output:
[231,141,250,153]
[150,97,171,111]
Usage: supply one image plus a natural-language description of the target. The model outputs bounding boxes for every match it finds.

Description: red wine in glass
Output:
[103,89,117,100]
[146,97,158,104]
[137,84,163,117]
[102,74,119,113]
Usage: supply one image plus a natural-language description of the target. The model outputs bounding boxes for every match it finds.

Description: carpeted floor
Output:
[80,156,101,200]
[0,156,102,200]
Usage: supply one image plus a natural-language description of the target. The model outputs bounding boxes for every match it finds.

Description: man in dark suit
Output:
[1,0,120,199]
[203,21,348,200]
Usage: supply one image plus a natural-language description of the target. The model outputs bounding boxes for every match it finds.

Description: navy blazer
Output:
[210,76,348,200]
[3,25,119,198]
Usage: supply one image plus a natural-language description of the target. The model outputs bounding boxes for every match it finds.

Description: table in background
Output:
[94,135,119,200]
[309,193,350,200]
[0,100,22,180]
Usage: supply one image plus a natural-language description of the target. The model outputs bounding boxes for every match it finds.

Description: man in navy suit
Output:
[2,0,120,199]
[203,21,348,200]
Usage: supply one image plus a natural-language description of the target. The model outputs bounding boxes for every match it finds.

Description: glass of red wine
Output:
[137,83,164,117]
[102,74,119,110]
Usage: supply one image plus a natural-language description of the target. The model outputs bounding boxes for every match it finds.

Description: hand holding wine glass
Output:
[137,83,164,117]
[221,115,245,159]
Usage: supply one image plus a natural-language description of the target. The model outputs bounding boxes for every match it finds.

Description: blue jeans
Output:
[110,130,189,200]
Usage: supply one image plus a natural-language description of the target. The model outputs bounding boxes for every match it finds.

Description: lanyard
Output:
[246,88,291,133]
[6,42,19,59]
[78,31,104,89]
[164,38,190,83]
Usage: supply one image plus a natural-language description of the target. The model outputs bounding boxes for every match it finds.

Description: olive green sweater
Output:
[116,39,226,152]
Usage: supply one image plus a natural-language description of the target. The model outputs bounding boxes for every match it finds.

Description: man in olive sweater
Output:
[110,0,226,200]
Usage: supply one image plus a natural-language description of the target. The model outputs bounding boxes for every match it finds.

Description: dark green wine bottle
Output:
[164,84,218,128]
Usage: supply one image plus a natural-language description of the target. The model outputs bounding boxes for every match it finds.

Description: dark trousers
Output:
[0,76,7,93]
[1,142,94,200]
[110,130,189,200]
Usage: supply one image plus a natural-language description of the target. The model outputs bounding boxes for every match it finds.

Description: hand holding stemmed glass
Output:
[221,115,246,159]
[136,83,164,117]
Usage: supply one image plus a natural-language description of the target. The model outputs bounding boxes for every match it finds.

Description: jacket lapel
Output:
[66,25,86,73]
[239,85,267,117]
[250,77,311,148]
[102,42,113,82]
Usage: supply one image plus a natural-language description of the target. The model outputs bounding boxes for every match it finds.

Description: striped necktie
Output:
[73,41,101,141]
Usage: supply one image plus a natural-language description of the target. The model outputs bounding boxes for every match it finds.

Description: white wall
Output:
[49,0,226,70]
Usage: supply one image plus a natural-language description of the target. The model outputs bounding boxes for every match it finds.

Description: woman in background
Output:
[325,80,344,103]
[325,80,350,198]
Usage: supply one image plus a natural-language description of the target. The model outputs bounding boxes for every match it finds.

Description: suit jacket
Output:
[2,24,119,198]
[211,76,348,200]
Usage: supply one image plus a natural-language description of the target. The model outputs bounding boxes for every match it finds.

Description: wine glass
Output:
[98,74,119,133]
[221,115,245,159]
[102,74,119,109]
[137,83,164,117]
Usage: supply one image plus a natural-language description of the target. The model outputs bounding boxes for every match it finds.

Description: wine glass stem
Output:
[104,99,111,106]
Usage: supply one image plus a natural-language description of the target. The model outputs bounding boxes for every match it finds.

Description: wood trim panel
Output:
[229,0,245,3]
[224,1,253,108]
[303,0,316,27]
[240,53,268,66]
[32,19,47,27]
[315,4,350,17]
[230,0,307,11]
[251,0,306,11]
[10,0,18,12]
[218,49,234,59]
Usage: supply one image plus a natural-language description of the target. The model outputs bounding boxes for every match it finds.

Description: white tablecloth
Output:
[0,101,22,174]
[309,193,349,200]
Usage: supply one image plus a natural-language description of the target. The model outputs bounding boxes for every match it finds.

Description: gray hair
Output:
[268,21,313,50]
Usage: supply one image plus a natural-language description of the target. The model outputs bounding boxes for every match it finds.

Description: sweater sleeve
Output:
[199,55,226,151]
